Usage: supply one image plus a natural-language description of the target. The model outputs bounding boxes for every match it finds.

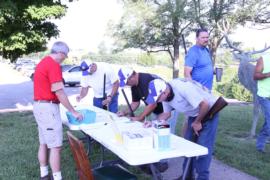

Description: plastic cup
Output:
[215,67,223,82]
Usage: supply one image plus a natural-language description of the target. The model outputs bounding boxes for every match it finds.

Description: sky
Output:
[49,0,270,53]
[48,0,123,52]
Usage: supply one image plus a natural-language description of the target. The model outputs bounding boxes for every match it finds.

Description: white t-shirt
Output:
[163,78,217,117]
[80,62,119,98]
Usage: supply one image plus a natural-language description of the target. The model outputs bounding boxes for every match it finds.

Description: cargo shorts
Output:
[33,102,63,148]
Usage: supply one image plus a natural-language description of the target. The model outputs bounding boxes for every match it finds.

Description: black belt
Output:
[35,100,60,104]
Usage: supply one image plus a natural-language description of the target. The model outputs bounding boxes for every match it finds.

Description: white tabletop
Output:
[61,104,208,166]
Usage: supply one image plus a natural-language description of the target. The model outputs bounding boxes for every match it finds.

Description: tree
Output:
[193,0,270,64]
[110,0,195,78]
[111,0,270,75]
[0,0,67,62]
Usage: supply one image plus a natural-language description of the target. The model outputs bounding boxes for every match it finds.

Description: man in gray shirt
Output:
[145,78,218,180]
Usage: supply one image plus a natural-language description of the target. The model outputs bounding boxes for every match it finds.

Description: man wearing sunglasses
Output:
[146,78,219,180]
[33,41,83,180]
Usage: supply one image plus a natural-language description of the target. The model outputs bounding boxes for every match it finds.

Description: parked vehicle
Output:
[14,59,34,71]
[62,65,82,87]
[61,64,74,72]
[31,65,82,87]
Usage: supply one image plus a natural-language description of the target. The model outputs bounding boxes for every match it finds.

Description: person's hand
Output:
[117,111,126,117]
[76,95,82,102]
[129,116,143,122]
[102,96,112,106]
[143,121,152,128]
[191,121,202,136]
[158,119,167,125]
[72,111,83,121]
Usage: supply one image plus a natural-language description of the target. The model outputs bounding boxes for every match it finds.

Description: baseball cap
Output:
[146,79,167,104]
[51,41,69,57]
[80,59,93,76]
[118,68,133,87]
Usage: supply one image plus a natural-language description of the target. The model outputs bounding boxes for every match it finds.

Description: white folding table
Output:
[61,105,208,180]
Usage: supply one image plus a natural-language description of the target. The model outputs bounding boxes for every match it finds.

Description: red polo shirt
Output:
[34,56,62,102]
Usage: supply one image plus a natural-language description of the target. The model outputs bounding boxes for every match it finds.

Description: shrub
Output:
[137,53,155,66]
[216,75,253,102]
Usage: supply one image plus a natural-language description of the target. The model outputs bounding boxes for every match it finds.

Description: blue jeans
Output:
[168,110,178,134]
[256,96,270,151]
[183,114,219,180]
[93,93,119,113]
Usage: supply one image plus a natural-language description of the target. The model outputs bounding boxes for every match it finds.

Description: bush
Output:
[137,53,155,66]
[216,75,253,102]
[79,50,175,67]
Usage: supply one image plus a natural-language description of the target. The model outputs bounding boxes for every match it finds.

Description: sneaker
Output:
[40,174,52,180]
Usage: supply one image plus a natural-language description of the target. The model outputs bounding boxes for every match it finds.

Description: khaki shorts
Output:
[33,102,63,148]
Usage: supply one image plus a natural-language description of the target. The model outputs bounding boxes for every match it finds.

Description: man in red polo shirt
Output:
[33,41,82,180]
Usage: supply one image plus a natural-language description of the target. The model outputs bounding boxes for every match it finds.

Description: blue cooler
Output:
[66,109,96,125]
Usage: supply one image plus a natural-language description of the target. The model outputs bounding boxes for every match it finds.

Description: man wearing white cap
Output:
[76,60,119,113]
[117,68,172,173]
[117,68,164,121]
[33,41,83,180]
[146,78,219,180]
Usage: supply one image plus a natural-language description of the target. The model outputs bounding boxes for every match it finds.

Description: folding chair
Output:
[67,131,137,180]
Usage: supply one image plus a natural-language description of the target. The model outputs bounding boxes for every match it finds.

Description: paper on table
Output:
[107,114,123,144]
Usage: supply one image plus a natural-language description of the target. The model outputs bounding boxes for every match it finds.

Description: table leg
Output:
[99,145,106,167]
[150,164,162,180]
[82,131,92,155]
[182,157,191,180]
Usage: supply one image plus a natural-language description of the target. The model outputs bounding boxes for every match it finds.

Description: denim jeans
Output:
[168,110,178,134]
[93,93,119,113]
[256,96,270,151]
[183,114,219,180]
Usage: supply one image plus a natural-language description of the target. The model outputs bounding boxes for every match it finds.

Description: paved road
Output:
[0,62,130,110]
[0,62,82,110]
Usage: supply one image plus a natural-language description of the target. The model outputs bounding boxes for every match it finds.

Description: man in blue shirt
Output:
[184,29,214,90]
[181,29,214,138]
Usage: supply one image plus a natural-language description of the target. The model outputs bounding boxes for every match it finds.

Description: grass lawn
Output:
[0,105,270,180]
[0,111,150,180]
[215,105,270,180]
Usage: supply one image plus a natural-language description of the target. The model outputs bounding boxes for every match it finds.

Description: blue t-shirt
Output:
[185,45,214,90]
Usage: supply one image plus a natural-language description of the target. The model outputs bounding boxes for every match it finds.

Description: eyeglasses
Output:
[60,52,68,58]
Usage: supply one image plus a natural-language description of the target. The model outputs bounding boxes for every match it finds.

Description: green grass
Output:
[0,111,151,180]
[1,105,270,180]
[215,105,270,180]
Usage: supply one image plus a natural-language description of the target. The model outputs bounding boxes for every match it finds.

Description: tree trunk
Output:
[172,39,180,78]
[211,45,217,66]
[209,28,224,67]
[209,37,219,67]
[173,59,179,78]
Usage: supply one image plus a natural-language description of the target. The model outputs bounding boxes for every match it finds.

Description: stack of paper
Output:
[122,129,153,150]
